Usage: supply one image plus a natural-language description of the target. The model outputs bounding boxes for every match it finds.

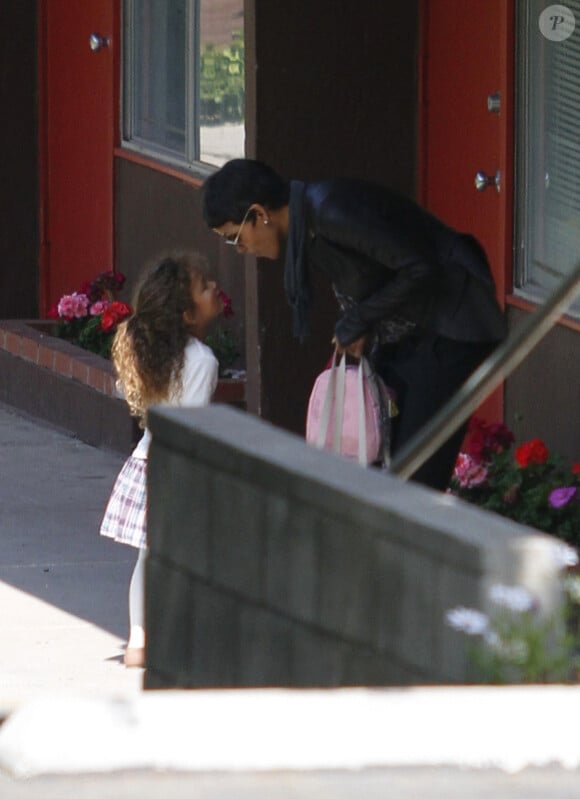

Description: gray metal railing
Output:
[390,262,580,481]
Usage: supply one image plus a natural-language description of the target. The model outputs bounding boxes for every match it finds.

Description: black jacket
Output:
[298,179,507,346]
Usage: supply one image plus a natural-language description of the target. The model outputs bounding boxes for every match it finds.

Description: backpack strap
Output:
[315,349,338,452]
[357,358,368,466]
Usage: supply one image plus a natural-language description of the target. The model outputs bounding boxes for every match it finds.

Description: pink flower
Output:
[57,293,90,320]
[453,452,488,488]
[89,300,110,316]
[549,487,577,509]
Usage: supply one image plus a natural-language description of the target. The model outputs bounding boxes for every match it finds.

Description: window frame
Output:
[120,0,240,179]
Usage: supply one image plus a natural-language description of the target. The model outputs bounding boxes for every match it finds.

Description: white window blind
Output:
[516,0,580,312]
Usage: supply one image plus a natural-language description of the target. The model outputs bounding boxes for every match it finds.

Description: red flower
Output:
[47,304,60,320]
[487,423,515,452]
[100,301,132,332]
[464,418,514,463]
[100,310,116,333]
[515,438,549,468]
[573,463,580,475]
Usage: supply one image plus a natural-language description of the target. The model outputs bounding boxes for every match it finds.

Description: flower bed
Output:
[48,269,241,376]
[450,418,580,544]
[0,319,245,454]
[47,269,132,359]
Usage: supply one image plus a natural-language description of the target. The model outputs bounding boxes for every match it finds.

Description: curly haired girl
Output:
[99,252,225,667]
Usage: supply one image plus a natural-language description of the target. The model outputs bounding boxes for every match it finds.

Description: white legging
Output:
[127,547,147,649]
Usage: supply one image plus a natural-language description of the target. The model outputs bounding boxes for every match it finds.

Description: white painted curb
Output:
[1,686,579,777]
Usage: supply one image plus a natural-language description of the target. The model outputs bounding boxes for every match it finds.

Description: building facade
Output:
[1,1,578,459]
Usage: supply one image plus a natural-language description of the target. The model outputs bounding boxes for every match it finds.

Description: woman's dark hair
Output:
[112,252,209,423]
[202,159,290,227]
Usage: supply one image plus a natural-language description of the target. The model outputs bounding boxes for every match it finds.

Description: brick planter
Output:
[0,320,245,454]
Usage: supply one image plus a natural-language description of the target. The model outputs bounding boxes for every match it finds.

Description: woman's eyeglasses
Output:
[223,206,252,247]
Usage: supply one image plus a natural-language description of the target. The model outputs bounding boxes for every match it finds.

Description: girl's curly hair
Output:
[112,252,209,424]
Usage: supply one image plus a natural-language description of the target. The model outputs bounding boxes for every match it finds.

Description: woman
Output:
[203,159,506,490]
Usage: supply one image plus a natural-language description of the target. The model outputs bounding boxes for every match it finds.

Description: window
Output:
[515,0,580,313]
[122,0,245,171]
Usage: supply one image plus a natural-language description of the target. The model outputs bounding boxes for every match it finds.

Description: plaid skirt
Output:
[99,455,147,549]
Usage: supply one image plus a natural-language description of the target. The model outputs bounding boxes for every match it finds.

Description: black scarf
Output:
[284,180,311,341]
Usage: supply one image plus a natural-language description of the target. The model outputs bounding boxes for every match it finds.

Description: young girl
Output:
[99,252,225,667]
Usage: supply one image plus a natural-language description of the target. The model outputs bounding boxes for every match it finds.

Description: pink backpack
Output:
[306,353,397,467]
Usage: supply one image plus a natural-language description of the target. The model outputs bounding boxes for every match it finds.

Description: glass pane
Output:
[132,0,187,157]
[199,0,245,167]
[520,1,580,294]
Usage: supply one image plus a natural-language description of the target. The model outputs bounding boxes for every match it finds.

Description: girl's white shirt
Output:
[131,337,218,460]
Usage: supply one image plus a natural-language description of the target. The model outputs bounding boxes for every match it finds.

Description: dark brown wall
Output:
[114,159,245,360]
[505,308,579,464]
[251,0,420,433]
[0,1,39,318]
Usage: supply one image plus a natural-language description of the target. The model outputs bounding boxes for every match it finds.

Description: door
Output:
[419,0,514,424]
[39,0,116,312]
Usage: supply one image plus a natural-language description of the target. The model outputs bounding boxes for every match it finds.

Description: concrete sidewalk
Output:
[0,402,142,712]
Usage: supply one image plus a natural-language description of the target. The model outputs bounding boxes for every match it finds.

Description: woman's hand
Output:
[332,334,368,359]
